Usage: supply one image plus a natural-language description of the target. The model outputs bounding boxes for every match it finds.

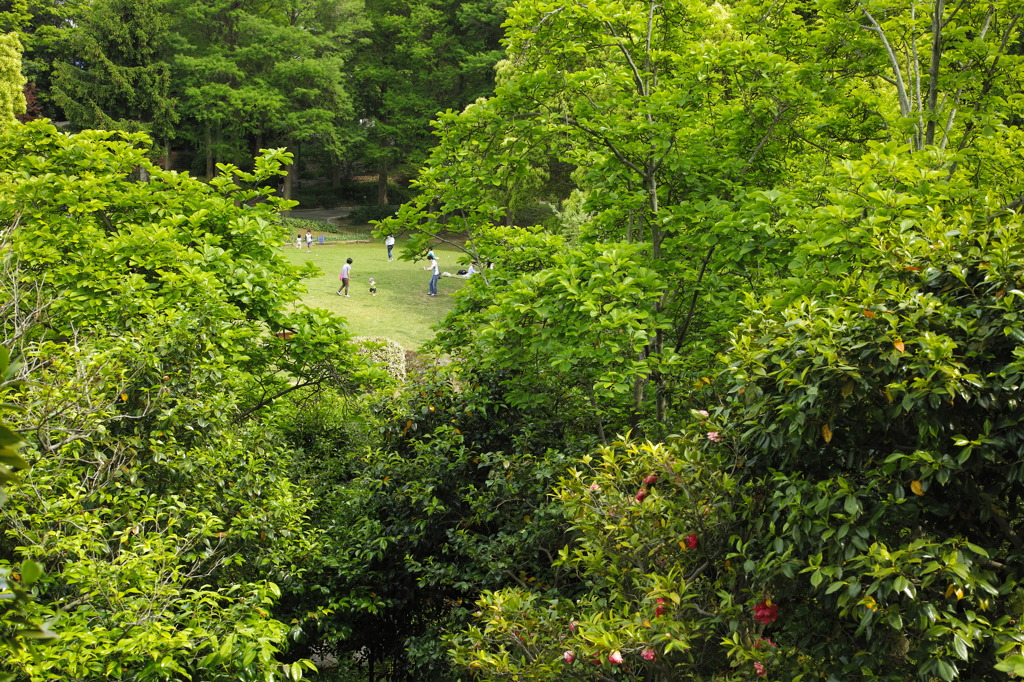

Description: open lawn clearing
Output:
[281,235,469,351]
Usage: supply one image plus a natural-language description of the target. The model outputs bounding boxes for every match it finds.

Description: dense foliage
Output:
[2,0,511,197]
[0,121,372,680]
[2,0,1024,680]
[377,0,1024,679]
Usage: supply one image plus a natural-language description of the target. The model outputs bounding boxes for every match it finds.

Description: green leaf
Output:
[20,560,42,586]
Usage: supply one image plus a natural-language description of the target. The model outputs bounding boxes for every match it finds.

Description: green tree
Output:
[0,345,55,673]
[448,142,1024,682]
[351,0,509,204]
[49,0,178,161]
[0,120,371,680]
[379,0,897,438]
[0,0,90,119]
[0,32,25,123]
[167,0,362,183]
[439,0,1024,678]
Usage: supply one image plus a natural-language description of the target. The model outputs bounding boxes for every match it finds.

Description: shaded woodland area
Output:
[8,0,509,207]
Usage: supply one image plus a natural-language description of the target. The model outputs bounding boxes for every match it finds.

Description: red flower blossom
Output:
[753,600,778,624]
[654,597,667,618]
[684,533,698,549]
[563,651,575,663]
[754,661,766,676]
[706,431,722,442]
[641,648,656,661]
[635,487,648,502]
[643,473,659,486]
[608,651,623,665]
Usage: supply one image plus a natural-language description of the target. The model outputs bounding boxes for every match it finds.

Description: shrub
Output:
[347,204,400,226]
[354,336,406,382]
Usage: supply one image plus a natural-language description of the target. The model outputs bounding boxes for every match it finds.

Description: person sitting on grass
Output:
[442,262,481,279]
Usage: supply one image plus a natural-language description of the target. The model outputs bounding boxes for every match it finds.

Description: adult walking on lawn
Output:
[424,255,440,296]
[337,257,353,297]
[385,234,395,261]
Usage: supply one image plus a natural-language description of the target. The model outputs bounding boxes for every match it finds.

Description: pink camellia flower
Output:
[563,651,575,663]
[754,637,777,649]
[635,487,648,502]
[589,483,600,491]
[753,599,779,624]
[643,473,659,486]
[641,648,657,661]
[654,597,667,618]
[697,409,710,417]
[608,651,623,665]
[569,620,579,631]
[685,533,698,549]
[754,661,767,676]
[706,431,722,442]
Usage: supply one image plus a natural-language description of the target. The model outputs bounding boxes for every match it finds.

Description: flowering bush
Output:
[752,600,778,625]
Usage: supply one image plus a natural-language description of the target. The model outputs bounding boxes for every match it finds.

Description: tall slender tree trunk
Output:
[204,124,214,180]
[377,155,389,205]
[283,162,294,201]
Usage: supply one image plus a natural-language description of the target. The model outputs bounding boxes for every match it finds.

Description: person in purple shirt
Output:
[337,257,353,296]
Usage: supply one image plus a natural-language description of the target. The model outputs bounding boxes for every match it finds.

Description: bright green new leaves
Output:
[0,347,25,487]
[0,33,26,123]
[448,240,680,437]
[0,121,370,680]
[0,345,55,672]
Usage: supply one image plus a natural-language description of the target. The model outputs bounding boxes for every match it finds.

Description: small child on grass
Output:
[369,278,377,296]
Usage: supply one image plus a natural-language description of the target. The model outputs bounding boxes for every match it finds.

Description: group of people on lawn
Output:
[336,237,482,298]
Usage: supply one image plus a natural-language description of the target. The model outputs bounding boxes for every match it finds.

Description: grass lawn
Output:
[281,233,470,351]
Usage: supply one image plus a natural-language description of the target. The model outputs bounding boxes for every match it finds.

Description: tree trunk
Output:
[204,124,214,180]
[283,162,294,201]
[377,156,389,205]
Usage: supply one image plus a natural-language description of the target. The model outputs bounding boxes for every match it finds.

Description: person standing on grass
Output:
[337,257,353,297]
[295,234,302,249]
[423,254,440,296]
[306,229,313,252]
[385,234,395,261]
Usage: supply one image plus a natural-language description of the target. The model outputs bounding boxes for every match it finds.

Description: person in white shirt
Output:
[423,255,440,296]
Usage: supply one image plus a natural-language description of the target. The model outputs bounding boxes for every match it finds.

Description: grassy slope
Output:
[281,234,470,351]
